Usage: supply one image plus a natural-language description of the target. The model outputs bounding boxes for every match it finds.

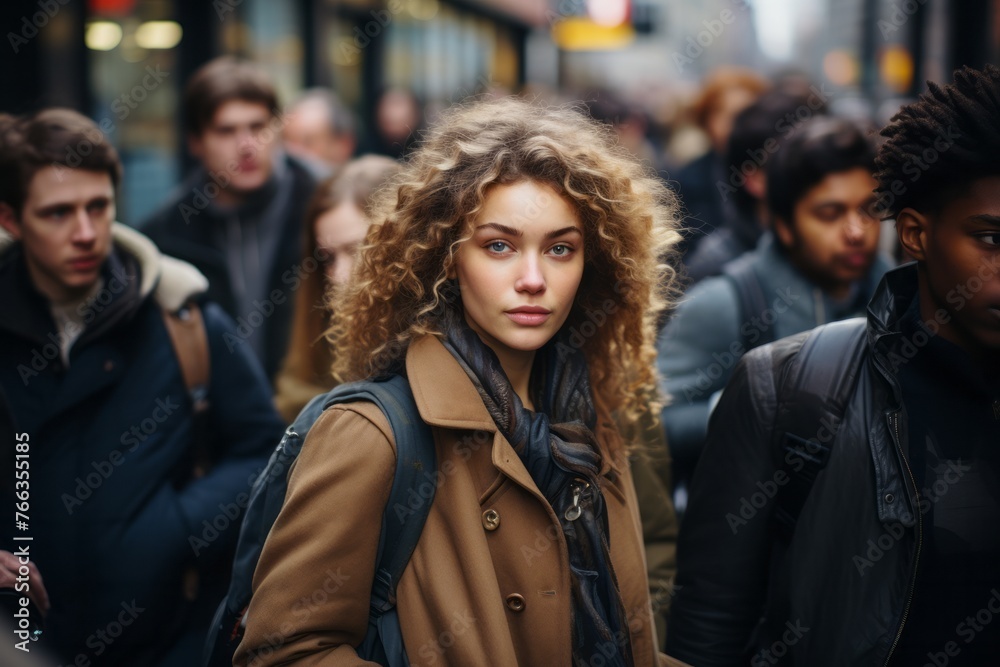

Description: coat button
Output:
[482,509,500,531]
[505,594,525,612]
[884,493,894,504]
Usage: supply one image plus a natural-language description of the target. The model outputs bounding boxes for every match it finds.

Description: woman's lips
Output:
[505,308,551,326]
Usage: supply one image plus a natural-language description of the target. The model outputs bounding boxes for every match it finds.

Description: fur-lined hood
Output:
[0,222,208,311]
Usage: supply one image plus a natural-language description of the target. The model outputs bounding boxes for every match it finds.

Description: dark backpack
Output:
[722,251,778,352]
[723,254,871,534]
[767,318,869,536]
[203,374,436,667]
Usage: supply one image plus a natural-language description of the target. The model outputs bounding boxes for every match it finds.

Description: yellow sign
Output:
[552,16,635,51]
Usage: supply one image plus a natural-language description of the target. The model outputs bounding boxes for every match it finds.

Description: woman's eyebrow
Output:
[474,222,521,237]
[544,226,583,239]
[474,223,583,239]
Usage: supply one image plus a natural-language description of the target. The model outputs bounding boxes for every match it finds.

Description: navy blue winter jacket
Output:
[0,225,282,665]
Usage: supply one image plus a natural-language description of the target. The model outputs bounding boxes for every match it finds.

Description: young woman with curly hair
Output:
[235,96,685,667]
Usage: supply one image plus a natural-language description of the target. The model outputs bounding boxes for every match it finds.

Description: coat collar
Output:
[405,334,498,432]
[404,334,624,480]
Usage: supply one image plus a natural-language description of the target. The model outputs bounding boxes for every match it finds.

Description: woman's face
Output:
[315,202,370,286]
[454,180,585,370]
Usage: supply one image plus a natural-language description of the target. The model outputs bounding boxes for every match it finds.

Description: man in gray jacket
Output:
[658,117,892,503]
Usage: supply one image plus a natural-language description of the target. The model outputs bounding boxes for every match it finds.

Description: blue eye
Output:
[550,244,571,256]
[487,241,510,253]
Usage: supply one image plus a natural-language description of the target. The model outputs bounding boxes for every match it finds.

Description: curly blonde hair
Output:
[328,96,682,435]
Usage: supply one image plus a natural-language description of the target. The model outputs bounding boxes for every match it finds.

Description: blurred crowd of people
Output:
[1,52,998,667]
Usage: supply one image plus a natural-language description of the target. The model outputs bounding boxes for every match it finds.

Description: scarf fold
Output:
[438,305,633,667]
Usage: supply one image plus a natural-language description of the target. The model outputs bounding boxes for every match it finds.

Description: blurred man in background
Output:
[362,86,422,160]
[684,88,829,283]
[658,116,890,510]
[142,56,319,383]
[671,67,769,259]
[283,88,357,174]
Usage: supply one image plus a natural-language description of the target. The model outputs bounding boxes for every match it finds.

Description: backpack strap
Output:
[161,301,214,603]
[161,302,212,479]
[770,318,868,537]
[321,375,435,666]
[203,374,434,667]
[327,376,436,612]
[162,302,210,411]
[722,253,775,351]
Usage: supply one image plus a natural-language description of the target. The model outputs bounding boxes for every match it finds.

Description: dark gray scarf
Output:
[438,304,633,667]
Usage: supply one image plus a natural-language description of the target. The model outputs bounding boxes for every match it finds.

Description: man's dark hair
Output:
[725,89,828,216]
[183,56,279,136]
[767,116,876,226]
[0,108,122,216]
[874,64,1000,219]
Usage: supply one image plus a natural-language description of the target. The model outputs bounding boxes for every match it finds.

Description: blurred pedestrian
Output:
[583,89,661,168]
[274,154,400,424]
[667,64,1000,665]
[684,87,829,283]
[235,97,688,666]
[671,67,769,258]
[283,88,357,174]
[0,108,281,666]
[362,86,423,160]
[658,116,891,509]
[142,56,319,383]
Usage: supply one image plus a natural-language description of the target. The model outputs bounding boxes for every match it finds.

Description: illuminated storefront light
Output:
[85,21,123,51]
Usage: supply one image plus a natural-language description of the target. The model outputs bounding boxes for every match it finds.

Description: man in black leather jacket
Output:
[666,64,1000,666]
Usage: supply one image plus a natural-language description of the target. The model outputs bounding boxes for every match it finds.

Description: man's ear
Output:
[772,215,794,249]
[896,207,928,262]
[0,203,21,240]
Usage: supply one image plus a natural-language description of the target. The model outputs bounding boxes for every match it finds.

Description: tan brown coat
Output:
[235,336,674,666]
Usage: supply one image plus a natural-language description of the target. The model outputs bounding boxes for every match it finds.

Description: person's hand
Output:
[0,550,50,615]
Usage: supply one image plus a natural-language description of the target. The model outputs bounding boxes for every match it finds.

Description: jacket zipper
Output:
[564,478,589,521]
[883,411,922,666]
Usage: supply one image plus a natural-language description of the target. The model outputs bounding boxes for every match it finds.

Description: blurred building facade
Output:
[0,0,544,223]
[790,0,1000,123]
[1,0,998,222]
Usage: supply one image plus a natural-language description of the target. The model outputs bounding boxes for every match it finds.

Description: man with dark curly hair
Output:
[666,64,1000,665]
